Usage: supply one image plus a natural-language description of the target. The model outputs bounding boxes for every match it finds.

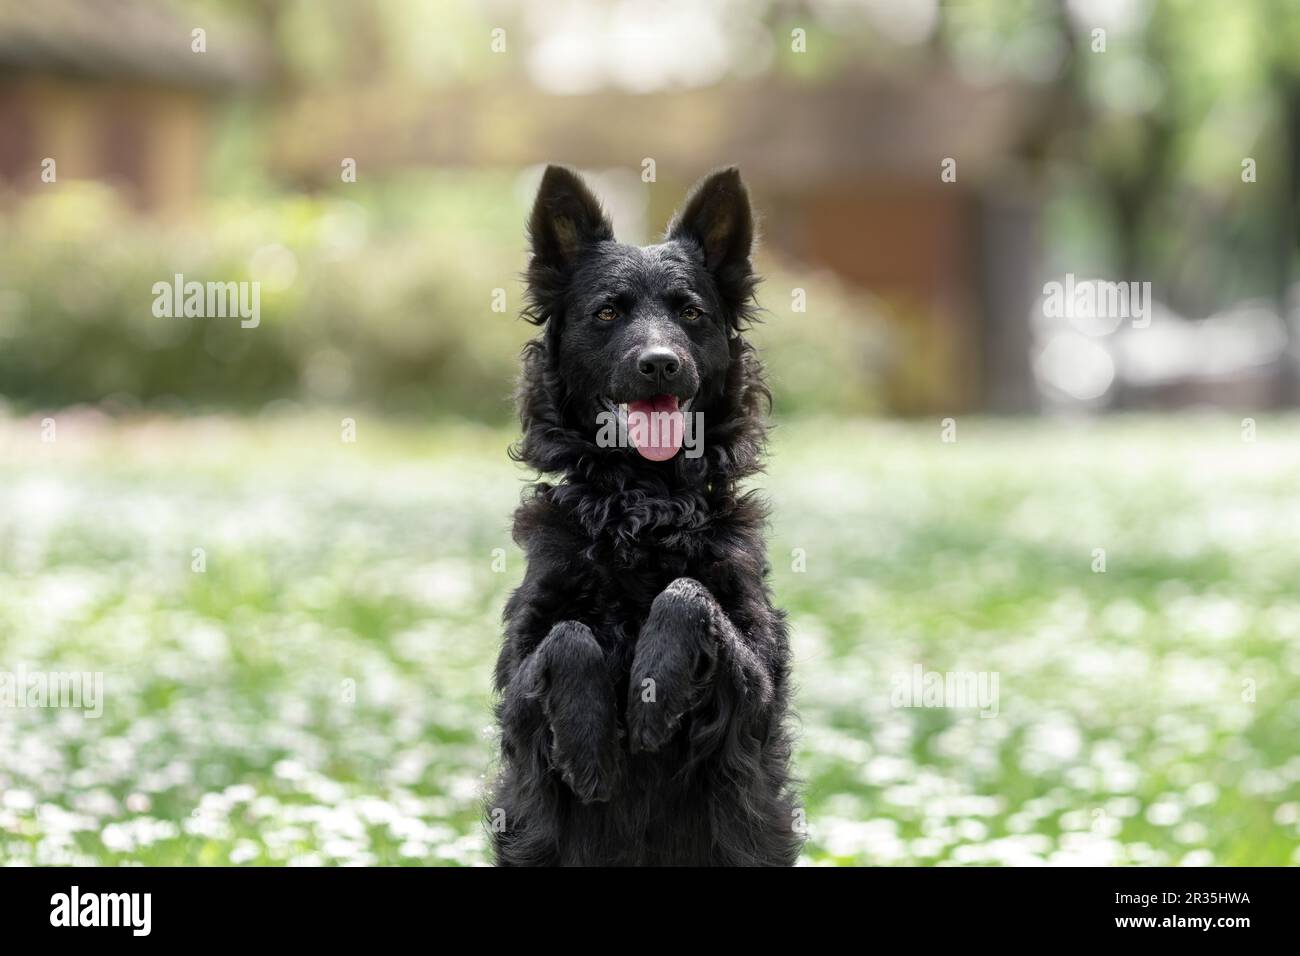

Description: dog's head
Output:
[517,165,765,474]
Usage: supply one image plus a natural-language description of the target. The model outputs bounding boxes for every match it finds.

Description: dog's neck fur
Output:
[511,334,771,550]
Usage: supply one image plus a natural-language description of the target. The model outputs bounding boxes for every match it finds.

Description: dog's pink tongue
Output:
[627,395,683,461]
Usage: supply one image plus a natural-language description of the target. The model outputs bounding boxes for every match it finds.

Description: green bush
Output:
[0,177,885,421]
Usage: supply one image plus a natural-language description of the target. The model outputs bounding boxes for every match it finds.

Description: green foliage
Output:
[0,179,528,419]
[0,178,885,420]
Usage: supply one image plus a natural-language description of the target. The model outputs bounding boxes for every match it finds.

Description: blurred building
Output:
[0,0,264,216]
[5,0,1292,417]
[274,69,1050,414]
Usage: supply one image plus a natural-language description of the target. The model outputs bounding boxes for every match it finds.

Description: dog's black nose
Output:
[637,347,681,381]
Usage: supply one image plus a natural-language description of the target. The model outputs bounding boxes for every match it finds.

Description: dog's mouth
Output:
[603,394,694,461]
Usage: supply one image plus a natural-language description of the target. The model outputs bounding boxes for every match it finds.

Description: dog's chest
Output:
[586,535,697,606]
[526,487,736,640]
[568,526,713,637]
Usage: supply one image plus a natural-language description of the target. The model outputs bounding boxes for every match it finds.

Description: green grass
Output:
[2,412,1299,865]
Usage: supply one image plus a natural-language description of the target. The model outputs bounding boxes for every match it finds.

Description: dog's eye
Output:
[596,306,619,322]
[680,306,702,322]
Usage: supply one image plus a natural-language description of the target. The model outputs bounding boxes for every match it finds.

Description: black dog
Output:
[489,165,800,866]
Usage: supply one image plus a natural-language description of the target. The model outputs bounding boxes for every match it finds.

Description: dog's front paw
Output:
[626,686,687,756]
[627,578,717,755]
[548,710,621,803]
[534,621,623,803]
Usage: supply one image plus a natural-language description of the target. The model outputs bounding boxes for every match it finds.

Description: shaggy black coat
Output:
[489,165,801,866]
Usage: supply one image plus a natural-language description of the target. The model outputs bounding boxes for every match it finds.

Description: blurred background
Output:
[2,0,1300,867]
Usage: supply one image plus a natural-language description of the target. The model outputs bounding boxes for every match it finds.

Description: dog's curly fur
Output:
[488,165,801,866]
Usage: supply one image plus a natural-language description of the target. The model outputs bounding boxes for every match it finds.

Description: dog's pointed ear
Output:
[528,165,614,273]
[667,167,754,278]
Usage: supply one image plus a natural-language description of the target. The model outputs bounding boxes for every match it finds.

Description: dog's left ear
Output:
[528,165,614,273]
[524,166,615,327]
[667,167,754,304]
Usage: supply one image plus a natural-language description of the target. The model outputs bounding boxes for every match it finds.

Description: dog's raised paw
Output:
[556,759,617,803]
[548,720,621,803]
[626,697,684,755]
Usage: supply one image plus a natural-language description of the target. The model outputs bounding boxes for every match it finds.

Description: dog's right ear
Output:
[528,165,613,276]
